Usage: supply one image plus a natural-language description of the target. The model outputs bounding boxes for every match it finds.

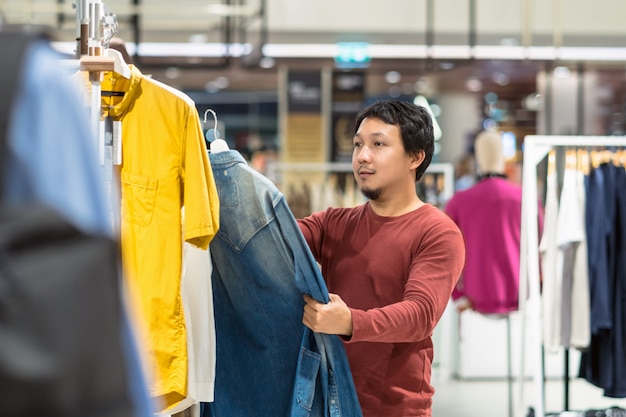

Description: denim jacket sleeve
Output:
[272,200,362,417]
[273,197,329,304]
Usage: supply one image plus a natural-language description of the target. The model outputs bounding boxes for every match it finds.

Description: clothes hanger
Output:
[204,109,229,153]
[100,47,128,97]
[100,11,130,99]
[105,47,131,79]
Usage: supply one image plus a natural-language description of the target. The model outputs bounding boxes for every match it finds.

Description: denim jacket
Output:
[204,150,362,417]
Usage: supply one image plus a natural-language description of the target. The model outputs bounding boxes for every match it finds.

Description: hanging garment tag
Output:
[103,116,114,181]
[113,120,122,165]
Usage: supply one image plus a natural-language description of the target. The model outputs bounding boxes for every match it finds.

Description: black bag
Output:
[0,28,135,417]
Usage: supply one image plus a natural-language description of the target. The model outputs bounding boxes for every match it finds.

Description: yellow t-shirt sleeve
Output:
[182,105,220,249]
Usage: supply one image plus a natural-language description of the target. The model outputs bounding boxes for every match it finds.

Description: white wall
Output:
[268,0,426,33]
[537,69,605,136]
[267,0,626,42]
[436,93,482,164]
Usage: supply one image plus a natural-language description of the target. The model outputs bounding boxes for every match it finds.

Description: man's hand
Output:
[302,293,353,336]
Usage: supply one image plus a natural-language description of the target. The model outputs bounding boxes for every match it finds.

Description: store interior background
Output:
[5,0,626,414]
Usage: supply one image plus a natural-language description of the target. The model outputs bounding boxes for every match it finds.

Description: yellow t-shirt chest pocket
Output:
[121,171,158,226]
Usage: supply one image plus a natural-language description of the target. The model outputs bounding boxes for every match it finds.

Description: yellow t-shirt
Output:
[102,66,219,411]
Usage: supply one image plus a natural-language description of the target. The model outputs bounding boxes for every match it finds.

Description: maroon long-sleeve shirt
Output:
[298,202,465,417]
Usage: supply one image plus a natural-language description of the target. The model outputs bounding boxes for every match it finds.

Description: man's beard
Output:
[360,187,381,201]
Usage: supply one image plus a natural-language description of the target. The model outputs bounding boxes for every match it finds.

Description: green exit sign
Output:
[334,42,371,68]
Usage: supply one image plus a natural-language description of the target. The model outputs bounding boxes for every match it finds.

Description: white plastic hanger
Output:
[105,48,131,79]
[100,12,131,79]
[204,109,229,153]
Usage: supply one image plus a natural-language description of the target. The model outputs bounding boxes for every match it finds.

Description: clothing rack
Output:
[518,135,626,417]
[266,162,455,202]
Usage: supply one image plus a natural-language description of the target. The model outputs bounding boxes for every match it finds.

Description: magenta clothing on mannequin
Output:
[445,177,536,314]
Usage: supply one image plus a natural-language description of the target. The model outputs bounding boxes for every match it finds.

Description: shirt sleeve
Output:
[297,210,326,262]
[278,200,330,303]
[443,197,466,301]
[349,221,465,344]
[182,105,219,249]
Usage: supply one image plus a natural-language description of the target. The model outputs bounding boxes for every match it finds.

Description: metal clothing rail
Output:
[518,135,626,417]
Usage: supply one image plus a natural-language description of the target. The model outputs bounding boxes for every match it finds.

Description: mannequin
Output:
[474,130,506,177]
[444,130,541,417]
[445,129,522,315]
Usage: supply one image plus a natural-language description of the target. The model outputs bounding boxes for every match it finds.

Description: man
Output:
[298,99,465,417]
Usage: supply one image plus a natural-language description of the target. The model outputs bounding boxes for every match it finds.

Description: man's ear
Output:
[410,149,426,170]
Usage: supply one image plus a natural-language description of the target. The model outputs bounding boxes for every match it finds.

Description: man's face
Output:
[352,117,417,201]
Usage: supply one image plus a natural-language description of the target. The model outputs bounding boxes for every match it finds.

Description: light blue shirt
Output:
[3,39,153,417]
[4,41,110,235]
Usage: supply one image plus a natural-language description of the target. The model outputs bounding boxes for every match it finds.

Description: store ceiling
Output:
[2,0,626,98]
[131,51,545,97]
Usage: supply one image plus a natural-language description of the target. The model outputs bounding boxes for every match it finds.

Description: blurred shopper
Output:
[298,99,465,417]
[454,153,477,192]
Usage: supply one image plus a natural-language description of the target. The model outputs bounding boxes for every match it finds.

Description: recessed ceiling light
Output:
[214,76,230,89]
[164,67,180,79]
[492,72,510,86]
[259,56,275,68]
[554,66,571,78]
[385,71,401,84]
[465,77,483,92]
[414,77,430,94]
[204,81,220,93]
[188,34,208,43]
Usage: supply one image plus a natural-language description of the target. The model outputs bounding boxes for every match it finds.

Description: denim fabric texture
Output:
[204,150,362,417]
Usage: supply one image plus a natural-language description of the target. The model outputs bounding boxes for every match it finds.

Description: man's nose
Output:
[357,146,372,163]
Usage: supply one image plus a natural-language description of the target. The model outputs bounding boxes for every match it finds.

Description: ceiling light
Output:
[50,42,626,61]
[164,67,180,79]
[484,92,499,104]
[500,38,519,46]
[188,34,208,44]
[204,81,220,93]
[553,66,571,78]
[523,93,543,111]
[414,77,430,94]
[214,76,230,89]
[385,71,401,84]
[483,119,498,130]
[492,72,510,86]
[465,77,483,92]
[259,56,275,68]
[204,4,255,16]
